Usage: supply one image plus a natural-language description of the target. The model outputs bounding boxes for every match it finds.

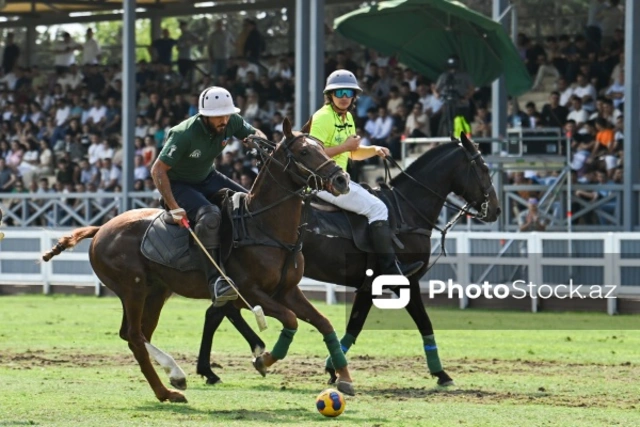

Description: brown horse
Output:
[42,118,353,403]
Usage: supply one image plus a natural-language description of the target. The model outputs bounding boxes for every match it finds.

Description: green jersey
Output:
[158,113,256,183]
[309,104,355,171]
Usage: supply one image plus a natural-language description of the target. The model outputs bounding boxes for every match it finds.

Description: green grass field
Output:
[1,295,639,426]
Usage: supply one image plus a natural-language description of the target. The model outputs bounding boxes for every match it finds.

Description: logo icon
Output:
[189,149,202,158]
[369,270,410,309]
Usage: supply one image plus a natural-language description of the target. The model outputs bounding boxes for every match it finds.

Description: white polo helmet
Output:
[323,69,362,93]
[198,86,240,117]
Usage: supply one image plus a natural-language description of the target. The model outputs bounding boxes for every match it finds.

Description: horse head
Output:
[450,132,501,222]
[276,117,350,196]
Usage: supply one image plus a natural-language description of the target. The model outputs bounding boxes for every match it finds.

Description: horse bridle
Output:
[246,134,343,194]
[458,147,495,220]
[386,143,494,222]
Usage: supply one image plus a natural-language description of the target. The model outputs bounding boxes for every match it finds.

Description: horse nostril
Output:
[335,176,345,186]
[496,207,502,215]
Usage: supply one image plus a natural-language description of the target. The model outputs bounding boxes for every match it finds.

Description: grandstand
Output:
[0,0,633,232]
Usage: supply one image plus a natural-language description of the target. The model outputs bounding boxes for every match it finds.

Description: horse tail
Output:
[42,226,101,262]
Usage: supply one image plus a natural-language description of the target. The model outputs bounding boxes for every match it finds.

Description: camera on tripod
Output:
[442,73,461,103]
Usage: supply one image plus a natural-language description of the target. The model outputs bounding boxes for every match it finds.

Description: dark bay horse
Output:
[42,118,354,403]
[196,133,500,386]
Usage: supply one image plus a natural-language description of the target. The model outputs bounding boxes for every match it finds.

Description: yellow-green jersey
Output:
[309,104,355,171]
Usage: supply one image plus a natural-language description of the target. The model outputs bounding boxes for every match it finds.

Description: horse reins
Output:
[382,144,495,272]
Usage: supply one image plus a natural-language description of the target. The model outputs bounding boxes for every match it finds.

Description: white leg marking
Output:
[144,342,186,381]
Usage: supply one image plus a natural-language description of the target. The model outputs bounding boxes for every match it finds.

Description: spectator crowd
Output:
[0,1,628,227]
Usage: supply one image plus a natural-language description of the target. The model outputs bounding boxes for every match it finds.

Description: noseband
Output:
[246,134,343,191]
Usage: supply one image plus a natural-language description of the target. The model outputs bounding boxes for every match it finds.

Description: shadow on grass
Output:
[131,404,388,423]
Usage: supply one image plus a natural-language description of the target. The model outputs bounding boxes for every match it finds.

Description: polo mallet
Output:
[180,217,268,332]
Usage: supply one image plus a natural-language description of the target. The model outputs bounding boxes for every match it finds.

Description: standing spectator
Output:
[150,29,177,67]
[54,32,80,75]
[176,20,200,87]
[242,19,264,64]
[82,28,101,65]
[208,20,233,78]
[2,33,20,74]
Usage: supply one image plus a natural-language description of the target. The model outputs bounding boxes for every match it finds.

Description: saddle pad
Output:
[140,212,199,272]
[305,209,374,253]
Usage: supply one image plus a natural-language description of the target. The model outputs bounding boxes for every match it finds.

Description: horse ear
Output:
[460,132,476,152]
[282,117,293,139]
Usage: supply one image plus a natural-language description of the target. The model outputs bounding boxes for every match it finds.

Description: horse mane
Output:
[390,141,459,186]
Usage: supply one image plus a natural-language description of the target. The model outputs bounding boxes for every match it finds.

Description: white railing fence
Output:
[1,229,640,315]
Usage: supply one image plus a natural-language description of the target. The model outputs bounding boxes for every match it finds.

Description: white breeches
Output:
[316,181,388,224]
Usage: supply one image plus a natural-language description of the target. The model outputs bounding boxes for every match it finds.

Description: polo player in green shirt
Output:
[151,86,268,303]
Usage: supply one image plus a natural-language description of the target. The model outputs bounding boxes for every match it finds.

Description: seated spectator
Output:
[0,157,16,192]
[605,69,625,109]
[472,105,491,138]
[518,198,546,232]
[540,91,568,128]
[133,154,150,181]
[404,102,430,138]
[567,96,589,132]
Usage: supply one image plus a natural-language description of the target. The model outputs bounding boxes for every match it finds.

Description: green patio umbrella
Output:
[334,0,532,96]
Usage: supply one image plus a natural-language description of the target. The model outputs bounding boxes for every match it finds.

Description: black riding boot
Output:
[194,205,238,306]
[203,249,238,308]
[369,220,424,277]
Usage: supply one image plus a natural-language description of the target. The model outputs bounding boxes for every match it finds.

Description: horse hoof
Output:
[170,377,187,391]
[325,367,337,385]
[434,371,455,387]
[167,390,188,403]
[253,355,267,377]
[336,381,355,396]
[206,377,222,385]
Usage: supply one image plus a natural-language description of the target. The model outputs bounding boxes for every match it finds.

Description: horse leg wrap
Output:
[423,334,443,373]
[325,333,356,370]
[270,328,297,360]
[324,331,348,370]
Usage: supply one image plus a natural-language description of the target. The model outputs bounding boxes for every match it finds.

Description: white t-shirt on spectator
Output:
[605,83,625,109]
[83,38,101,65]
[55,106,71,126]
[567,108,588,126]
[58,72,84,92]
[96,144,114,161]
[88,143,101,165]
[422,94,443,115]
[134,165,150,181]
[54,40,77,67]
[559,87,574,107]
[135,125,149,138]
[573,84,597,105]
[108,165,122,185]
[236,63,260,83]
[0,72,18,91]
[373,116,394,140]
[88,105,107,124]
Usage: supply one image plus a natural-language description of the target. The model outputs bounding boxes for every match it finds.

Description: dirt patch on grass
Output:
[2,350,638,410]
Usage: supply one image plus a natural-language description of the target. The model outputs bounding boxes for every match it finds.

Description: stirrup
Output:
[209,276,238,307]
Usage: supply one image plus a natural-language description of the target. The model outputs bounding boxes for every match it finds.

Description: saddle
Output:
[140,211,201,272]
[305,183,431,253]
[216,190,303,264]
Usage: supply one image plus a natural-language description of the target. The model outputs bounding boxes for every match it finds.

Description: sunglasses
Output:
[333,89,355,98]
